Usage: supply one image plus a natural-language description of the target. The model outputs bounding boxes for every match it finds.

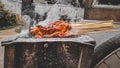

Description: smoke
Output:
[20,0,84,37]
[19,15,31,37]
[37,4,60,27]
[35,0,82,27]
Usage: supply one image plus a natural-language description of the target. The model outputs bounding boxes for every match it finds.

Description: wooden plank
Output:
[84,8,120,21]
[105,54,120,68]
[78,45,94,68]
[4,45,15,68]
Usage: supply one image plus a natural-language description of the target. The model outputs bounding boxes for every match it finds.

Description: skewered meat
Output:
[30,20,73,38]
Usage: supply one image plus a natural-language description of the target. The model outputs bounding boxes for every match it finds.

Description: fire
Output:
[30,20,73,38]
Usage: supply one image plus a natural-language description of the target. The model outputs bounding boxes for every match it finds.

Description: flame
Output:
[30,20,74,38]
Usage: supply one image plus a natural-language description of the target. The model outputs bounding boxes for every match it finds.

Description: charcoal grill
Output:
[2,35,95,68]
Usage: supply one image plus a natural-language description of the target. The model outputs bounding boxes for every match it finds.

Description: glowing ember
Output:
[30,20,74,38]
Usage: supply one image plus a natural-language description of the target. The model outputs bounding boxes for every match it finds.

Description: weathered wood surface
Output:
[4,45,15,68]
[84,7,120,21]
[4,42,95,68]
[83,0,120,21]
[78,45,94,68]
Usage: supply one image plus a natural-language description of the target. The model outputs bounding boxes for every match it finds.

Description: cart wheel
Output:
[91,34,120,68]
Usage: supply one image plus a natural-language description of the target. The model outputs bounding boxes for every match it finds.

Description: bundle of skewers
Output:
[71,20,115,35]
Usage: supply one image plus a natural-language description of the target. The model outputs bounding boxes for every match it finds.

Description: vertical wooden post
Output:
[77,45,94,68]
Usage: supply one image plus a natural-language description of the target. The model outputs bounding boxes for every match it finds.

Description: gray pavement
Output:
[88,31,120,47]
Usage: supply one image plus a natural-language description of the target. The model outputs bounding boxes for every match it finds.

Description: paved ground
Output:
[0,26,19,38]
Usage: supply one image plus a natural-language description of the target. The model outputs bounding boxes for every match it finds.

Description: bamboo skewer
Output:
[75,29,120,35]
[71,20,114,28]
[70,20,116,35]
[87,29,120,34]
